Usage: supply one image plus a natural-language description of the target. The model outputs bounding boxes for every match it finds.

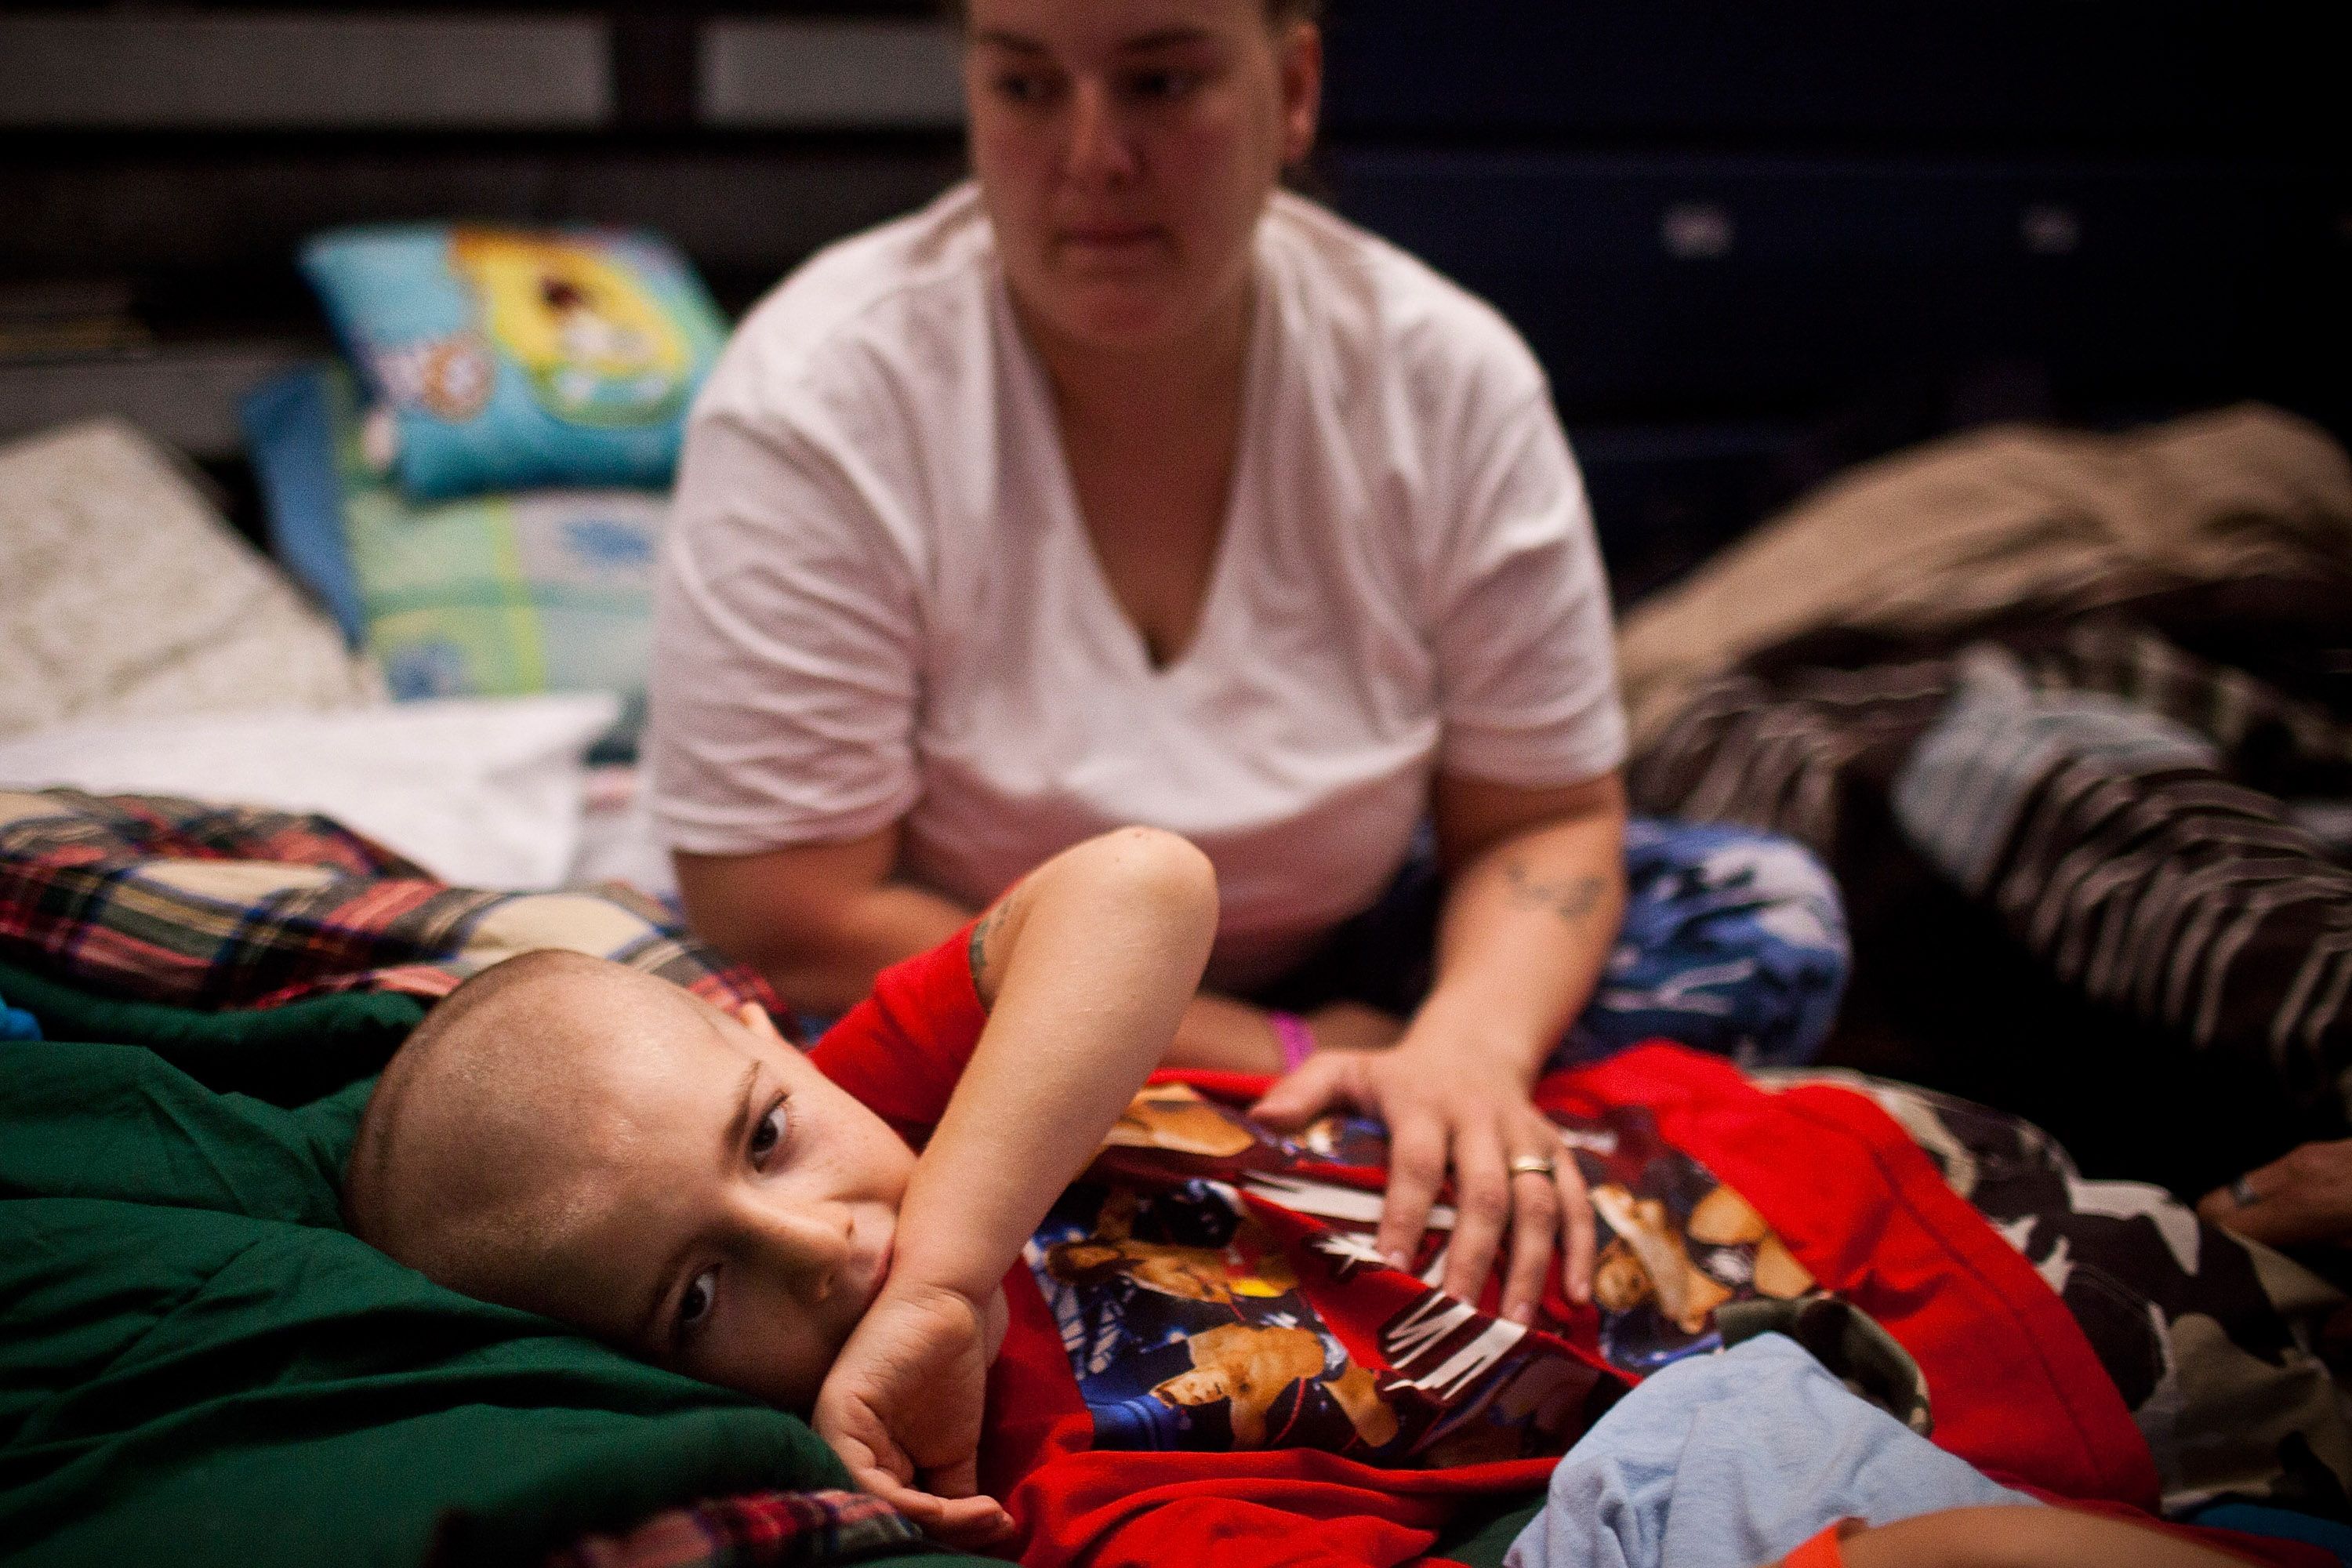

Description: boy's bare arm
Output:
[813,826,1218,1543]
[1785,1506,2252,1568]
[911,825,1218,1301]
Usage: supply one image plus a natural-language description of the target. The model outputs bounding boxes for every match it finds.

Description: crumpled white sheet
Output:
[0,417,377,739]
[0,693,619,890]
[572,762,679,900]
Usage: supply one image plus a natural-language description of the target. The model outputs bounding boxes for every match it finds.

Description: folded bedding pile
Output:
[0,220,737,897]
[0,694,624,891]
[1617,404,2352,1193]
[1616,405,2352,750]
[0,417,376,741]
[238,223,732,757]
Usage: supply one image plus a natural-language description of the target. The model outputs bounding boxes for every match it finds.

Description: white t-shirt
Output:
[647,183,1625,988]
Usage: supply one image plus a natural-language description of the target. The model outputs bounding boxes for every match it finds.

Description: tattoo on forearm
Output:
[968,901,1008,986]
[1502,862,1605,926]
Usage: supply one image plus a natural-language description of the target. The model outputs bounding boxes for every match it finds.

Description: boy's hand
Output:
[812,1279,1014,1551]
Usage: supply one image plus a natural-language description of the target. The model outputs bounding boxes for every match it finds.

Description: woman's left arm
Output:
[1252,769,1623,1321]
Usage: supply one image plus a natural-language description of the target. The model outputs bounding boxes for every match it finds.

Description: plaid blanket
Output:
[546,1490,921,1568]
[0,788,779,1017]
[1628,585,2352,1161]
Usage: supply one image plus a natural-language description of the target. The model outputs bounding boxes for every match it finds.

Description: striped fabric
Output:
[543,1489,920,1568]
[0,786,779,1015]
[1631,612,2352,1130]
[1894,644,2352,1129]
[1627,655,1955,853]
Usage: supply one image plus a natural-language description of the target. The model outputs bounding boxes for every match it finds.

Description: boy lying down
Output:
[341,827,2287,1568]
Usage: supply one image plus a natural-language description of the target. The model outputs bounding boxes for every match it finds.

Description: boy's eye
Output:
[750,1100,789,1164]
[677,1267,718,1338]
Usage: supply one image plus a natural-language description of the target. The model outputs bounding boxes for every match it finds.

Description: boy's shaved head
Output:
[344,949,670,1300]
[342,948,913,1409]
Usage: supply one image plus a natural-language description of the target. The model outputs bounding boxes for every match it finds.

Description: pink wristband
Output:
[1268,1011,1317,1073]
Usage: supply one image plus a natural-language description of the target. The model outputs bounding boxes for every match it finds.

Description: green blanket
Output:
[0,962,1541,1568]
[0,960,974,1568]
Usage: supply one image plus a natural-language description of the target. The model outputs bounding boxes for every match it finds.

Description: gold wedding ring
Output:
[1508,1155,1558,1178]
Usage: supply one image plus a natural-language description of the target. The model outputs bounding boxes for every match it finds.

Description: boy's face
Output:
[504,989,915,1409]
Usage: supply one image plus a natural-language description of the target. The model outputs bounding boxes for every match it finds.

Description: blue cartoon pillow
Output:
[241,364,663,758]
[299,225,728,501]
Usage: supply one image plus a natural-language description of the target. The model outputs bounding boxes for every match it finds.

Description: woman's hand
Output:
[1252,771,1619,1321]
[1250,1022,1595,1323]
[2198,1138,2352,1249]
[811,1279,1014,1550]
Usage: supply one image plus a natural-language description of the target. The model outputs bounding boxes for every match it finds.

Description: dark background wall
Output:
[2,1,2344,600]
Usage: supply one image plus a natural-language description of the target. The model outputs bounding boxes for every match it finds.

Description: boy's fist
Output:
[813,1279,1014,1550]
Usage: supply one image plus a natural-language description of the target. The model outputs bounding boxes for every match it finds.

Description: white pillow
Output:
[0,694,619,890]
[0,417,376,739]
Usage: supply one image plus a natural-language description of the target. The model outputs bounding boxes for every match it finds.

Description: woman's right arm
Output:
[674,827,971,1018]
[678,828,1341,1070]
[652,390,961,1014]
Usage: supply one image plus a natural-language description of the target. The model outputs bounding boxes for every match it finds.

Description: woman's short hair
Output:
[947,1,1325,26]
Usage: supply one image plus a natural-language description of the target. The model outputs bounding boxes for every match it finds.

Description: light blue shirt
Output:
[1506,1333,2035,1568]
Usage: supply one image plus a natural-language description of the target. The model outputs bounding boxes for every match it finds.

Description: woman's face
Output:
[964,0,1320,354]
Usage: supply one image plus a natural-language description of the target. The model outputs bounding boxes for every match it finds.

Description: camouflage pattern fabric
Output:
[1766,1068,2352,1517]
